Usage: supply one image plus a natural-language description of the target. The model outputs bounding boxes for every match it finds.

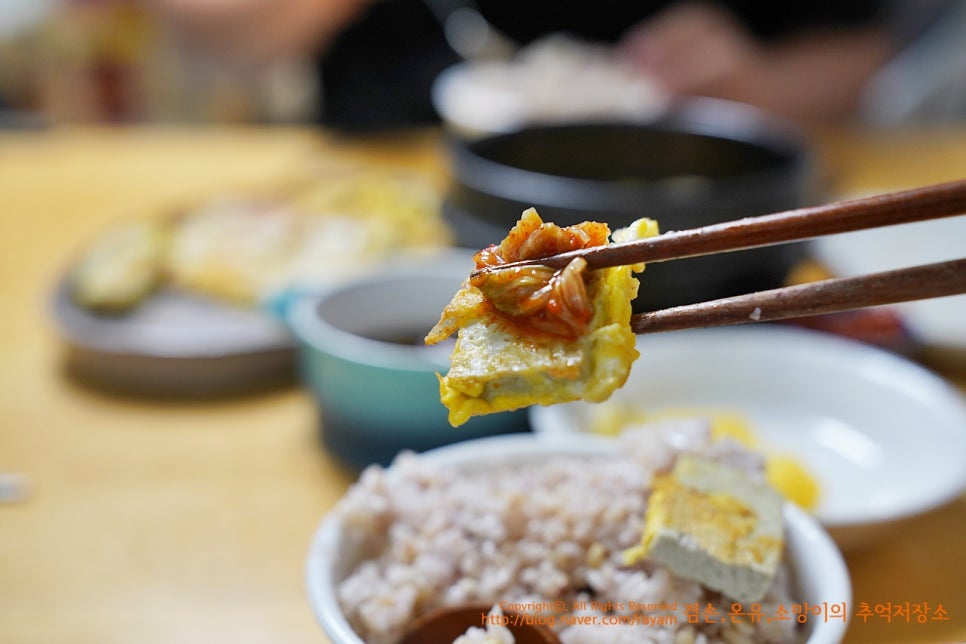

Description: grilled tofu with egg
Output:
[624,455,785,603]
[425,208,658,426]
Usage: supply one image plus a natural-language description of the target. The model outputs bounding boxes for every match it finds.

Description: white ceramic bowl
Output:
[306,433,851,644]
[530,325,966,550]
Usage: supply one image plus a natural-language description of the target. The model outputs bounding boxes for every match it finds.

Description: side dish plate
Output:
[50,281,296,397]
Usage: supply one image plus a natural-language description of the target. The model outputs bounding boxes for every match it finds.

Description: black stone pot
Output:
[442,98,819,311]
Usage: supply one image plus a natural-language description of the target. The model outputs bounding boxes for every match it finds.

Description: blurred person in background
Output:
[0,0,169,124]
[149,0,961,130]
[859,0,966,124]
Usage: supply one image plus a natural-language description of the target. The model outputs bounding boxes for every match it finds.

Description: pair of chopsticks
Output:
[472,179,966,334]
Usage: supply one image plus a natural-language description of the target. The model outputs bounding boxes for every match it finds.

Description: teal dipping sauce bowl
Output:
[287,251,529,469]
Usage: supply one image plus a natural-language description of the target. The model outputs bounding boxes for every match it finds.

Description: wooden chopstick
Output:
[630,258,966,334]
[472,179,966,276]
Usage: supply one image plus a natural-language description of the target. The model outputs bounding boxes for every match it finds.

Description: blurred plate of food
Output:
[51,168,453,396]
[530,325,966,551]
[811,202,966,370]
[432,34,669,138]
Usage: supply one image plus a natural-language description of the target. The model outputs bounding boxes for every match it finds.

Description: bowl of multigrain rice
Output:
[306,425,850,644]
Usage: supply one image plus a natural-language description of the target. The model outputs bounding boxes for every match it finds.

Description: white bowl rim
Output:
[305,432,851,644]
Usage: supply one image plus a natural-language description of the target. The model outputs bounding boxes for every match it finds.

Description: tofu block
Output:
[625,455,784,603]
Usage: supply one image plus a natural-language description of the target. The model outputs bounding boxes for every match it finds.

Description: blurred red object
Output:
[783,307,911,352]
[781,260,911,351]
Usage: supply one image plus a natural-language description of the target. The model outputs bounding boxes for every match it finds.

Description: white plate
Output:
[812,213,966,350]
[530,325,966,550]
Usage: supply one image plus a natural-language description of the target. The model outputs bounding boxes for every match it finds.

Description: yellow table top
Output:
[0,125,963,644]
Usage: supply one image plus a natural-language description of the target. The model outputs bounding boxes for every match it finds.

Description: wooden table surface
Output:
[1,125,964,644]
